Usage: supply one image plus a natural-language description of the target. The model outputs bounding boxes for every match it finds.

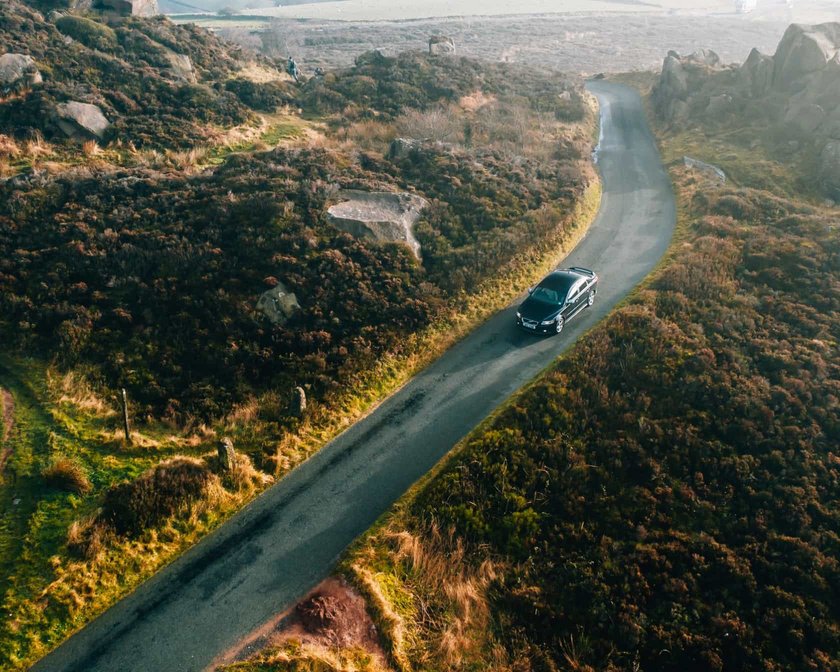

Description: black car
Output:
[516,267,598,335]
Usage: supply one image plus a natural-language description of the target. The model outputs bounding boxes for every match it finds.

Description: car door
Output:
[568,280,587,317]
[562,282,580,319]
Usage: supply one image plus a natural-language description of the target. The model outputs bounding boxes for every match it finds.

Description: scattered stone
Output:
[819,140,840,197]
[388,137,419,161]
[684,156,726,183]
[705,93,732,116]
[784,101,826,134]
[54,101,111,140]
[0,53,42,92]
[164,51,195,83]
[292,386,306,417]
[256,281,300,325]
[217,437,235,471]
[327,190,429,260]
[429,35,456,56]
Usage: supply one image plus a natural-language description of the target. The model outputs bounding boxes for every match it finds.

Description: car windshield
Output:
[531,286,564,304]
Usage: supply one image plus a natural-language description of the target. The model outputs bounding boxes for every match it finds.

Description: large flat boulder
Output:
[0,53,42,92]
[327,190,428,260]
[55,101,111,140]
[95,0,159,16]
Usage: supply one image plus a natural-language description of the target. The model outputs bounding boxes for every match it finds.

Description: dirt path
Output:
[215,576,388,669]
[0,387,14,475]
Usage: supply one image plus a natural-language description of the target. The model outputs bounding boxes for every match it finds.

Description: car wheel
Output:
[587,290,595,308]
[555,316,564,334]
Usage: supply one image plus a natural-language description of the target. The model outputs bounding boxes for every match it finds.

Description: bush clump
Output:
[224,78,294,112]
[41,456,92,494]
[100,457,215,536]
[55,15,118,52]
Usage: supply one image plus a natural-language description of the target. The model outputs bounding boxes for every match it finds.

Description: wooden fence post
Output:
[120,388,131,443]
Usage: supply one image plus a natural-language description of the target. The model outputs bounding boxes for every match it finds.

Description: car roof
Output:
[538,270,581,292]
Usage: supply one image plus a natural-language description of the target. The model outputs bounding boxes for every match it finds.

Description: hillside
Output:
[0,6,598,667]
[0,0,299,149]
[252,33,840,672]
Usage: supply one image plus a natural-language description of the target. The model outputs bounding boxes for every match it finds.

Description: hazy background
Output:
[164,0,837,74]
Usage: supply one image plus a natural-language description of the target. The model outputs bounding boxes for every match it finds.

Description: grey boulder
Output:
[0,53,42,91]
[54,101,111,140]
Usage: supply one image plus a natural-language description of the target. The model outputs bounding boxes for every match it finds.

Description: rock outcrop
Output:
[429,36,456,57]
[652,23,840,197]
[0,54,42,93]
[95,0,159,16]
[772,23,840,93]
[54,101,111,140]
[256,281,300,325]
[652,49,726,124]
[738,48,774,98]
[327,190,429,260]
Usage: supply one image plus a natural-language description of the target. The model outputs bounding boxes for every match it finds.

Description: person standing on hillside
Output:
[287,56,300,82]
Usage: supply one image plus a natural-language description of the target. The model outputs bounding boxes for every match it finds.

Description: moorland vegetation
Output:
[0,4,597,667]
[331,108,840,672]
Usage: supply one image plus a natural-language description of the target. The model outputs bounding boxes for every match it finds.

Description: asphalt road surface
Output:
[33,81,675,672]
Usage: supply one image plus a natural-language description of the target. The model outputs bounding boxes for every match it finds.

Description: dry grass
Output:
[24,131,52,160]
[163,146,209,170]
[395,105,463,144]
[0,134,22,158]
[81,140,100,157]
[66,517,113,561]
[458,90,496,113]
[349,522,504,672]
[209,451,274,495]
[47,368,115,417]
[0,157,13,179]
[222,641,386,671]
[341,120,397,152]
[233,61,291,84]
[42,457,92,495]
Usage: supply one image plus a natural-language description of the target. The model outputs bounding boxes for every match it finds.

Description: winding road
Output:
[33,81,675,672]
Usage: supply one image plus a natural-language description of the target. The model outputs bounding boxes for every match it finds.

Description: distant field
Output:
[247,0,733,21]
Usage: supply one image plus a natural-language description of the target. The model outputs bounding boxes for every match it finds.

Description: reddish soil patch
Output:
[0,387,14,475]
[215,576,388,668]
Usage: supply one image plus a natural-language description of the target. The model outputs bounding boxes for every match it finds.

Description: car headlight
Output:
[516,312,521,319]
[540,318,554,325]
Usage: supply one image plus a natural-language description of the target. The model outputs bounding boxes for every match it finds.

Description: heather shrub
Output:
[55,15,118,52]
[100,457,215,536]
